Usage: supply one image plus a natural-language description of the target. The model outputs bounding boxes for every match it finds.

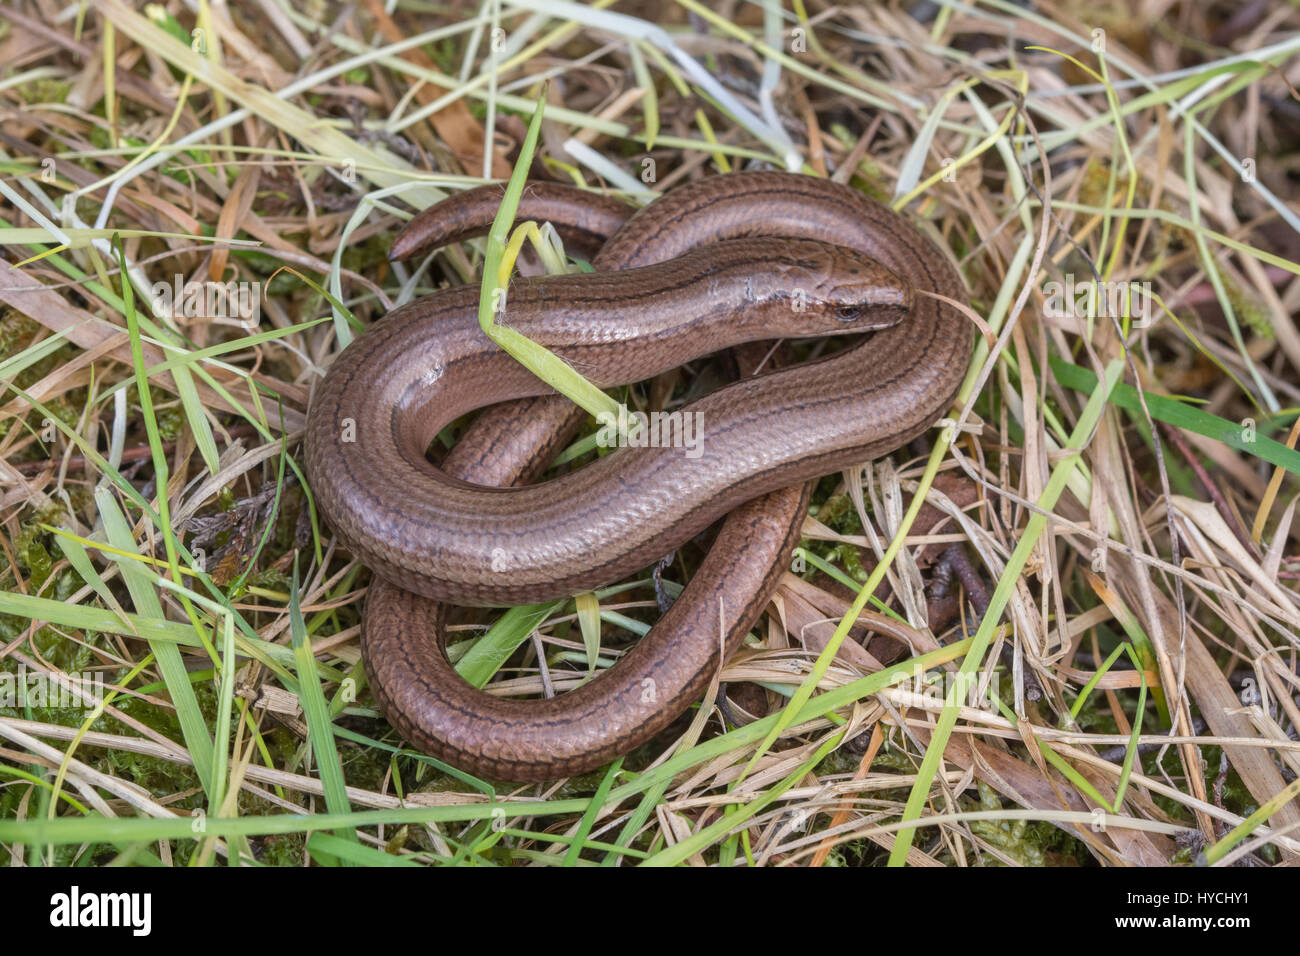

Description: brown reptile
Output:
[303,172,970,780]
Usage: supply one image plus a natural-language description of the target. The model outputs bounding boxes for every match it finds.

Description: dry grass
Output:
[0,0,1298,867]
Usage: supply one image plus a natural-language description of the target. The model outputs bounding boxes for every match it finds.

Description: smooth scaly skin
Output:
[391,181,633,264]
[308,172,971,780]
[306,238,909,604]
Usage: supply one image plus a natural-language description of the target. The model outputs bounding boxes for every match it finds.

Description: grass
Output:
[1,0,1298,867]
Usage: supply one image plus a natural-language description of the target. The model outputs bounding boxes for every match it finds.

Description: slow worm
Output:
[304,172,970,780]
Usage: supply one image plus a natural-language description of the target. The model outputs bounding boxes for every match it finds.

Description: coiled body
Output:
[306,238,909,604]
[305,173,970,780]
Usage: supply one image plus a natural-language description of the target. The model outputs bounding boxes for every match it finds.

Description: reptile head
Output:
[751,239,913,335]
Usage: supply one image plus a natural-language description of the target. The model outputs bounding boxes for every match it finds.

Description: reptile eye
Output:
[836,305,862,323]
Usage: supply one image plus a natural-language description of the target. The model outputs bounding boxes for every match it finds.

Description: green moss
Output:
[1219,274,1274,339]
[254,832,307,866]
[831,543,869,582]
[153,398,184,441]
[338,232,396,282]
[965,781,1046,866]
[15,77,72,106]
[1,312,87,463]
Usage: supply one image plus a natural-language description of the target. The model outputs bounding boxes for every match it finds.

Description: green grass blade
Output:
[562,758,623,867]
[455,601,564,688]
[1200,776,1300,865]
[0,590,198,645]
[96,488,215,795]
[289,559,358,851]
[306,832,421,866]
[1050,357,1300,475]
